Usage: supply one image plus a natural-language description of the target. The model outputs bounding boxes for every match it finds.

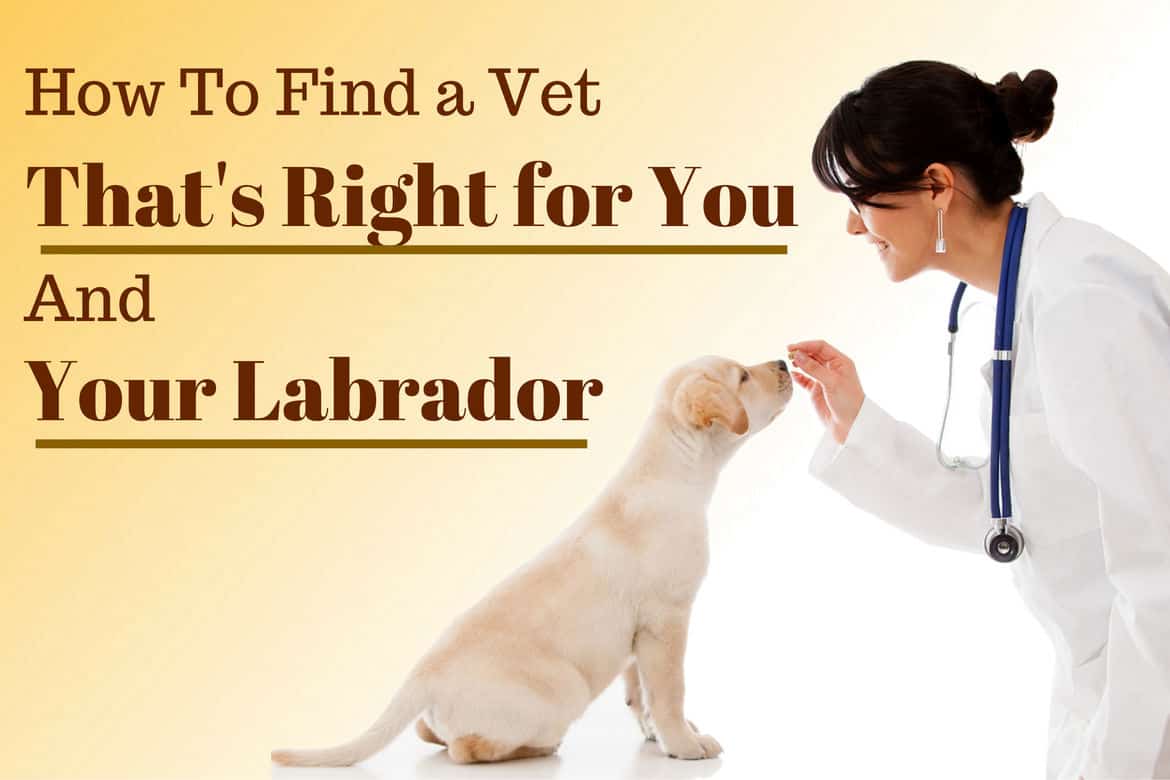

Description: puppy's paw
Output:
[695,732,722,758]
[627,695,656,741]
[639,711,657,742]
[661,731,720,760]
[662,741,703,760]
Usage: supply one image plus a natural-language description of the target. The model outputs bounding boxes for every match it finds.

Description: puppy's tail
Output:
[271,676,427,767]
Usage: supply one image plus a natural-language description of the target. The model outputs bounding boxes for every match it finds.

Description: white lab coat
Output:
[808,192,1170,779]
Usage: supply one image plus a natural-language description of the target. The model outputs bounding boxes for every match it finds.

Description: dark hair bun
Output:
[994,69,1058,143]
[812,60,1056,206]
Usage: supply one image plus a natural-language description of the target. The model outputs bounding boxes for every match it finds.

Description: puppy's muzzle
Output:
[773,359,791,392]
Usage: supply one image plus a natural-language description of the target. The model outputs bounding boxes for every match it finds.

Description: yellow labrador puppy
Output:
[272,355,792,767]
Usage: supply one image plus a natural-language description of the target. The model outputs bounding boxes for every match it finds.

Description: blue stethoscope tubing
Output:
[947,202,1028,562]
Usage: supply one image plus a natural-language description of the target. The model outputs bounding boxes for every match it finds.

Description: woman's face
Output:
[845,190,937,282]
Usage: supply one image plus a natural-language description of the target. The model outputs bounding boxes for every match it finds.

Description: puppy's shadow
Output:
[271,767,378,780]
[412,750,564,778]
[622,742,723,780]
[405,742,721,780]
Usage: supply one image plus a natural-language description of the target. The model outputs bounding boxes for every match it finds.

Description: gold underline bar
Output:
[40,244,787,256]
[36,438,588,450]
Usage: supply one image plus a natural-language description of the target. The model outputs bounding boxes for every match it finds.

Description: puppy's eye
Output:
[740,370,750,384]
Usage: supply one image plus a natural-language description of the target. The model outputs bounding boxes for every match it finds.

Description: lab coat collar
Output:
[1015,191,1062,308]
[979,191,1063,387]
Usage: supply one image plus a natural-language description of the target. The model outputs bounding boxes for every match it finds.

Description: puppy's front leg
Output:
[633,617,722,760]
[623,658,655,741]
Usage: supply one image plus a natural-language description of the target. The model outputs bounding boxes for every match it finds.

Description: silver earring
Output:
[935,208,947,254]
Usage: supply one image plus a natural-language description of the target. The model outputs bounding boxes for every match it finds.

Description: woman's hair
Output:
[811,61,1058,209]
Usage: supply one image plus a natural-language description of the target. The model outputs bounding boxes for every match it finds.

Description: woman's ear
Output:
[923,162,955,210]
[672,375,749,435]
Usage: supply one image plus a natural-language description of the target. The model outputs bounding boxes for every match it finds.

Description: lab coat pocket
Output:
[1009,410,1101,549]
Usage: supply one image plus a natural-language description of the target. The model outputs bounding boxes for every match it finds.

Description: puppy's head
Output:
[663,355,793,440]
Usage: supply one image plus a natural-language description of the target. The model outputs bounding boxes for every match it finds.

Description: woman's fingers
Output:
[786,339,847,363]
[789,350,835,388]
[793,371,817,394]
[793,373,830,421]
[807,379,830,420]
[789,338,864,441]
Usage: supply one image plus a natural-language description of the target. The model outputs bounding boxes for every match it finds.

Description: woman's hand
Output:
[786,339,866,445]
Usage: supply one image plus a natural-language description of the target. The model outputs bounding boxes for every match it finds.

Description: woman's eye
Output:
[740,370,750,384]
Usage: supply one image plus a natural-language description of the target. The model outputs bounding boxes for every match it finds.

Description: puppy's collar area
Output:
[668,422,706,464]
[666,416,745,470]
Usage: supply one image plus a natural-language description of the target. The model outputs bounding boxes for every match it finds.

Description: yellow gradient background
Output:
[2,1,1167,778]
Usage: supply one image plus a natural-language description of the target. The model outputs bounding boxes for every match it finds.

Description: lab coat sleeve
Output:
[807,394,988,554]
[1033,284,1170,691]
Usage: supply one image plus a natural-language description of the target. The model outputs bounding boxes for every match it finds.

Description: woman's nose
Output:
[846,209,867,235]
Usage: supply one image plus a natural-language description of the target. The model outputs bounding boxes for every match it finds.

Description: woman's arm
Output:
[790,341,988,555]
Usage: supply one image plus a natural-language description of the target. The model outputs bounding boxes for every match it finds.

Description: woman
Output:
[790,60,1170,780]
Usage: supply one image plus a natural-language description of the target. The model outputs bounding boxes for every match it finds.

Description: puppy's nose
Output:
[776,359,788,373]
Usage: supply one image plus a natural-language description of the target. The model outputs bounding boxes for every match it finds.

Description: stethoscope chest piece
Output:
[984,520,1025,563]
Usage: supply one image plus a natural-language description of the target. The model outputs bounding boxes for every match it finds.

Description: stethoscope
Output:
[935,202,1028,563]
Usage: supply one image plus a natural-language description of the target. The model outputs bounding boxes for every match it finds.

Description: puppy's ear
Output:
[672,375,749,435]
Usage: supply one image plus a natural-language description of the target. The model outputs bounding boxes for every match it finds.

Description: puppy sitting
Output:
[271,355,792,767]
